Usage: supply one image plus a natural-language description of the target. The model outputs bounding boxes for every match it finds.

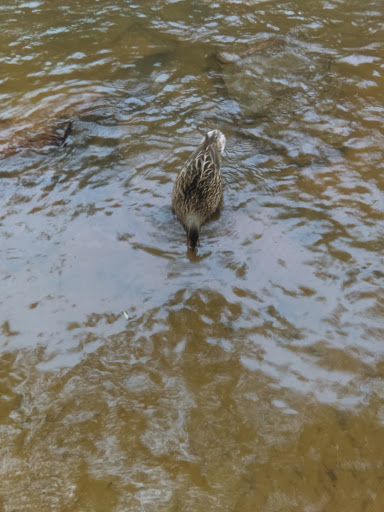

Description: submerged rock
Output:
[0,91,104,158]
[1,120,73,158]
[216,36,333,116]
[216,36,284,64]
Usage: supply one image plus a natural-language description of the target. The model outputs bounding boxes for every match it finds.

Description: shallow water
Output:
[1,0,384,510]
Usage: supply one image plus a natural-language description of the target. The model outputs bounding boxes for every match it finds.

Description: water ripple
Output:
[1,0,384,509]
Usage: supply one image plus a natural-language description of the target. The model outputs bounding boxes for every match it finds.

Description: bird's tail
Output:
[185,214,200,249]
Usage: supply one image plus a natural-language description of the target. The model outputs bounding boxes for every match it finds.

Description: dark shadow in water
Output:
[186,246,212,262]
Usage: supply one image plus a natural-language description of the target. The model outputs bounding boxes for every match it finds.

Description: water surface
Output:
[1,1,384,510]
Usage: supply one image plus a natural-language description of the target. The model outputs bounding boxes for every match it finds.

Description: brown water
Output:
[1,0,384,510]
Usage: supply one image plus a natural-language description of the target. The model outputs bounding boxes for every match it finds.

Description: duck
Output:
[172,129,226,249]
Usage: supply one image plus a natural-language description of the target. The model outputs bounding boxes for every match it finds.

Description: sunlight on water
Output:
[1,0,384,510]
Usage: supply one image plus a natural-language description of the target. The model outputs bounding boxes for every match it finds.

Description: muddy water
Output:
[1,0,384,510]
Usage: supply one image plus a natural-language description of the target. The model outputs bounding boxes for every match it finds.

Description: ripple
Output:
[339,54,381,66]
[1,0,384,509]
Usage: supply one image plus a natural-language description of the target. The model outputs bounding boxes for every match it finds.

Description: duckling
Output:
[172,129,226,249]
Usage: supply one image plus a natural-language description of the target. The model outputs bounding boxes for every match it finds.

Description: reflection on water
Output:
[1,0,384,510]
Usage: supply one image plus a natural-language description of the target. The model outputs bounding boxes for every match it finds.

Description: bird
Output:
[172,129,226,249]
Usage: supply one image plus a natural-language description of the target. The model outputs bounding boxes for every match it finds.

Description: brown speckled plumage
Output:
[172,129,226,248]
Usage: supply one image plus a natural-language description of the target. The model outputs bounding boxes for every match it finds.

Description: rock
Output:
[0,91,103,158]
[216,36,283,64]
[216,36,332,116]
[3,120,73,157]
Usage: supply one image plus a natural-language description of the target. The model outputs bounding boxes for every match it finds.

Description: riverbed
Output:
[1,1,384,510]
